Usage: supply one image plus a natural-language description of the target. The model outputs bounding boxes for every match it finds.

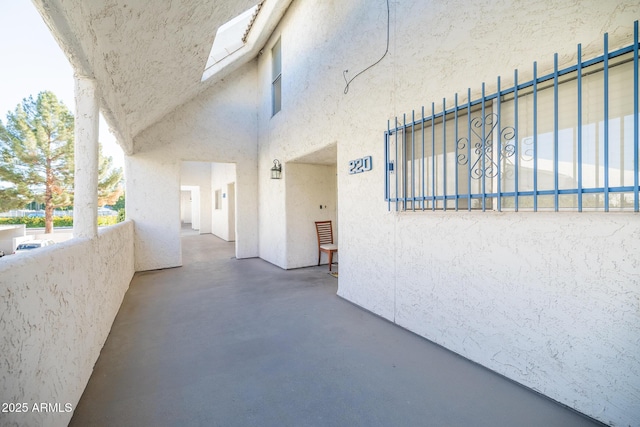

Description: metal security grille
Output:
[385,21,640,213]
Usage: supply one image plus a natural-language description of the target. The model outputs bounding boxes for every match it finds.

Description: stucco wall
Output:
[389,212,640,425]
[181,161,213,234]
[0,221,135,427]
[180,190,192,224]
[131,61,258,268]
[254,1,640,425]
[285,163,337,269]
[211,162,237,241]
[126,151,183,271]
[258,155,287,267]
[190,187,201,231]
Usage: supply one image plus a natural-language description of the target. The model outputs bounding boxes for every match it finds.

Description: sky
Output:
[0,1,124,168]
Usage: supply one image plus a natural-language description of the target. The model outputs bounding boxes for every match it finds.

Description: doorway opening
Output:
[180,185,200,234]
[180,161,237,245]
[285,143,338,271]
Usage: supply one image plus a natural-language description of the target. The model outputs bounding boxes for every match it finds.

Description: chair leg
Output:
[318,251,321,266]
[328,251,333,272]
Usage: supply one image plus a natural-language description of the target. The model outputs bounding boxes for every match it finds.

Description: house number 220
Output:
[348,156,372,174]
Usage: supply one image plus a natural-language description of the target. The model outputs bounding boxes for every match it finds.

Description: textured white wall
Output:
[0,222,134,427]
[73,76,99,239]
[126,151,182,271]
[391,212,640,425]
[254,1,640,425]
[211,162,237,241]
[180,190,192,223]
[258,155,287,267]
[190,187,201,231]
[131,61,258,266]
[181,162,213,234]
[285,163,337,269]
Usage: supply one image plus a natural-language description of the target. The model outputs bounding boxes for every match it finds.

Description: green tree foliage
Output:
[112,194,125,223]
[0,185,29,211]
[98,144,123,207]
[0,92,74,232]
[0,145,32,210]
[112,194,125,211]
[1,91,124,231]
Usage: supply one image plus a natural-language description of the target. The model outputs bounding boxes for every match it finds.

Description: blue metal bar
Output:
[442,98,447,211]
[533,61,538,212]
[582,186,634,193]
[577,44,583,212]
[604,33,610,212]
[422,106,426,210]
[481,83,486,211]
[395,117,398,211]
[450,186,637,200]
[431,102,436,210]
[395,37,639,135]
[459,187,635,199]
[455,93,459,211]
[497,76,502,212]
[635,21,639,212]
[554,53,559,211]
[403,113,407,210]
[383,21,640,212]
[411,110,415,211]
[514,69,519,211]
[385,126,390,210]
[467,88,472,210]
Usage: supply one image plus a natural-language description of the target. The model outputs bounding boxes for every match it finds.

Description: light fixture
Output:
[270,159,282,179]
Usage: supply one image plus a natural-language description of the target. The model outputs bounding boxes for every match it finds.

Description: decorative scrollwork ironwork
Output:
[457,113,516,179]
[520,136,534,162]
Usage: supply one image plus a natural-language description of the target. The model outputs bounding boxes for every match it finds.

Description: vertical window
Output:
[272,38,282,116]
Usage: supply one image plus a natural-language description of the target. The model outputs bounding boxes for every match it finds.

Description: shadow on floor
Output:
[70,233,603,427]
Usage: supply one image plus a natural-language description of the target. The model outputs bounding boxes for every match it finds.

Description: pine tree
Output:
[0,165,31,210]
[98,144,123,207]
[1,91,124,230]
[0,91,74,232]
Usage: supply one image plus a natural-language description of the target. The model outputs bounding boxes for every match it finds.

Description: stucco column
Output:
[73,75,99,239]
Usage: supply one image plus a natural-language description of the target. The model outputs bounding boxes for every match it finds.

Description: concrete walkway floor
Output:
[70,233,604,427]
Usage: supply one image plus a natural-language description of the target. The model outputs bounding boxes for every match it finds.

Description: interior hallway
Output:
[70,232,604,426]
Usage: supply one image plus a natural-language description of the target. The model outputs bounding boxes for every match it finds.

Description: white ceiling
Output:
[32,0,291,154]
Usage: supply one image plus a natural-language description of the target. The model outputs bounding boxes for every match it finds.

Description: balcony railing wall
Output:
[0,220,135,427]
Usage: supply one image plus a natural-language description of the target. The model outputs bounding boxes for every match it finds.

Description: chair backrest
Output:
[315,221,333,245]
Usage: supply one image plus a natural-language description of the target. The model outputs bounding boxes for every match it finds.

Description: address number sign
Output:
[348,156,372,174]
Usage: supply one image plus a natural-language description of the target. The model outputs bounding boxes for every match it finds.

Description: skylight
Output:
[202,4,260,78]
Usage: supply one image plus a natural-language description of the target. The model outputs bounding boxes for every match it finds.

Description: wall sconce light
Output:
[270,159,282,179]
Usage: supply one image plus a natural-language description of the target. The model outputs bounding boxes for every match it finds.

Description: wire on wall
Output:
[342,0,390,94]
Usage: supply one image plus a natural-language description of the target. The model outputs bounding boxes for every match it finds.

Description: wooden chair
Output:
[315,220,338,271]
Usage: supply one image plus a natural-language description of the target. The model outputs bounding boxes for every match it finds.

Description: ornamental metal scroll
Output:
[456,113,516,179]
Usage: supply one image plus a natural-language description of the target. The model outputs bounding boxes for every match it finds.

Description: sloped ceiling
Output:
[32,0,290,154]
